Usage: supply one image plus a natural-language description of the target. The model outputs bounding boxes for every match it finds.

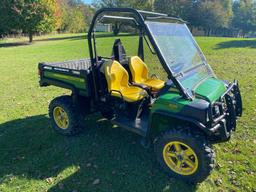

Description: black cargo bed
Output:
[40,58,91,72]
[39,58,93,96]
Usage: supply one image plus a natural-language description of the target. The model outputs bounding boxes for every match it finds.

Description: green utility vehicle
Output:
[38,8,242,183]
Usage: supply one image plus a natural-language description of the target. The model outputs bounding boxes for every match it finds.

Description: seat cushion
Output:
[111,86,147,102]
[144,78,165,91]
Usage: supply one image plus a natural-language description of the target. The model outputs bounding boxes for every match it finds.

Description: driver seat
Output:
[129,56,165,91]
[104,60,148,102]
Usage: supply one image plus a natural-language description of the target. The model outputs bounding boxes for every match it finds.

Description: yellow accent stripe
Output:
[51,73,84,83]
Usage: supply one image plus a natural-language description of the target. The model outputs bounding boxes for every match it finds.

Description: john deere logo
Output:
[168,103,181,111]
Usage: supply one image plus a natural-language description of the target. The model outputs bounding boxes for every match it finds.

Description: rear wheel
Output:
[49,96,82,136]
[154,127,215,183]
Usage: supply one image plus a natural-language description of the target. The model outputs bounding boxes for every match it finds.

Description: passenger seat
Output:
[129,56,165,91]
[104,60,148,102]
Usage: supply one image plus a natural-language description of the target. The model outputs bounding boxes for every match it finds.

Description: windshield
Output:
[145,21,214,90]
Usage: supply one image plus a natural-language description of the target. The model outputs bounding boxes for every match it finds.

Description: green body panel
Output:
[194,78,226,102]
[44,71,86,90]
[152,77,226,112]
[151,92,197,113]
[150,77,226,126]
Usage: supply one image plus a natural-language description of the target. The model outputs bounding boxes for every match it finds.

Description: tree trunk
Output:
[207,29,212,37]
[113,23,120,36]
[204,29,207,36]
[29,32,33,43]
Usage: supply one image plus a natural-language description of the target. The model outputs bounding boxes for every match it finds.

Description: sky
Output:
[82,0,93,4]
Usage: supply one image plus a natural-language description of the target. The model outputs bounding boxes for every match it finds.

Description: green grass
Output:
[0,33,256,192]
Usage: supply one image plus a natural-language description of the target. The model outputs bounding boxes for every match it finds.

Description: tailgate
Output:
[38,59,92,96]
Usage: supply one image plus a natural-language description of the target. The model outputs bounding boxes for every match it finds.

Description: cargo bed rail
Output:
[39,58,91,75]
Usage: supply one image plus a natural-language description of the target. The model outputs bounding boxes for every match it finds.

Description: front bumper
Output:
[208,80,242,143]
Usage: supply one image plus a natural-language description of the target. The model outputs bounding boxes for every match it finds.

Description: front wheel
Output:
[154,127,215,183]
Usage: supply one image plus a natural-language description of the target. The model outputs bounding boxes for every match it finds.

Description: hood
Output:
[194,78,226,102]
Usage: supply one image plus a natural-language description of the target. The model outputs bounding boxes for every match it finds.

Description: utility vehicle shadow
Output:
[215,39,256,49]
[0,115,196,192]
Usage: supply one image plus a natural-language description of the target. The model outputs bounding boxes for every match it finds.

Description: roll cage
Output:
[87,8,192,101]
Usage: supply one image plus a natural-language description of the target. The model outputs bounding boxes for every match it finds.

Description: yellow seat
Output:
[104,60,148,102]
[129,56,165,91]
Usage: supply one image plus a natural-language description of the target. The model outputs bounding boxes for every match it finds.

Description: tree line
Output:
[93,0,256,37]
[0,0,256,42]
[0,0,94,42]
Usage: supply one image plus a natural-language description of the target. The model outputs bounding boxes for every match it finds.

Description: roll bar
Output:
[87,8,193,101]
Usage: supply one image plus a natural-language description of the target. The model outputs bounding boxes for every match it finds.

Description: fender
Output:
[148,110,213,136]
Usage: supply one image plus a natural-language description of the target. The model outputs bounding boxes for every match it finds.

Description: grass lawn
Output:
[0,33,256,192]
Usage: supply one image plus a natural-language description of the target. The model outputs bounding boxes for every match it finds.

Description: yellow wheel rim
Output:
[53,106,69,129]
[163,141,198,176]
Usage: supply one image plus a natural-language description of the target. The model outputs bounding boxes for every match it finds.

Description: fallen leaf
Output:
[214,178,223,186]
[230,178,240,187]
[232,148,241,154]
[216,163,223,169]
[92,178,100,185]
[163,185,170,192]
[46,177,53,184]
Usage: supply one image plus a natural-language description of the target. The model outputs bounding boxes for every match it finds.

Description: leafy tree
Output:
[154,0,192,20]
[60,1,87,33]
[93,0,153,10]
[154,0,234,36]
[0,0,58,42]
[129,0,154,10]
[55,0,63,31]
[0,0,20,37]
[232,0,256,36]
[79,4,95,26]
[64,0,83,6]
[20,0,58,42]
[190,1,232,36]
[220,0,233,20]
[93,0,129,8]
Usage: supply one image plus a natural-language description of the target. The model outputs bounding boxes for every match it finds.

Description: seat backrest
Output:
[129,56,149,83]
[104,60,129,92]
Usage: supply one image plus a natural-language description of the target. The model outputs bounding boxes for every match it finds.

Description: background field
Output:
[0,34,256,192]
